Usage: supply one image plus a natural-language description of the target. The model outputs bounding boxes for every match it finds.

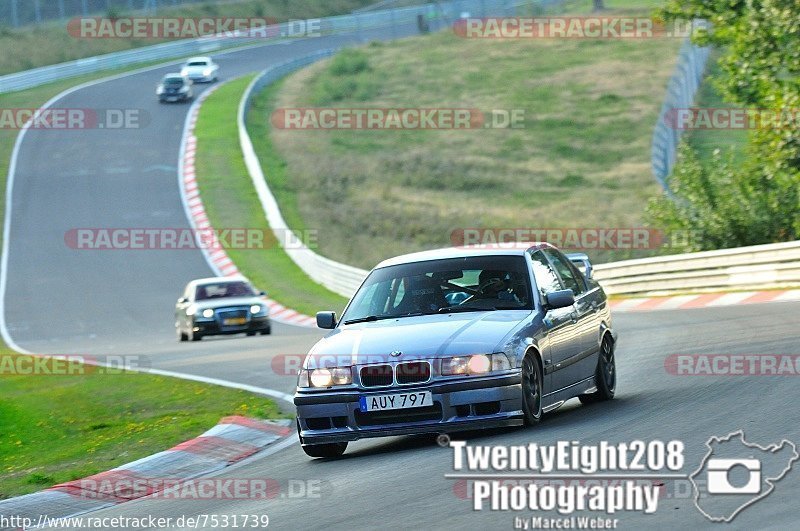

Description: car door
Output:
[529,250,580,392]
[543,248,599,385]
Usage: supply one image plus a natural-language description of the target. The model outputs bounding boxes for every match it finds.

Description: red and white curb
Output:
[610,289,800,313]
[0,417,292,524]
[179,87,316,328]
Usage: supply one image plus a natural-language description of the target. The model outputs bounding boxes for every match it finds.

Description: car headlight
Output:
[298,367,352,388]
[203,68,213,76]
[441,353,511,376]
[250,304,266,315]
[202,308,214,318]
[179,86,189,92]
[156,86,164,95]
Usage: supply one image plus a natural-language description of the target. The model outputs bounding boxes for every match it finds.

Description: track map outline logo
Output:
[689,430,798,522]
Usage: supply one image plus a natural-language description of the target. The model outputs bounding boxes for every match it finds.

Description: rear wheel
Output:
[301,442,348,459]
[521,352,543,425]
[579,335,616,404]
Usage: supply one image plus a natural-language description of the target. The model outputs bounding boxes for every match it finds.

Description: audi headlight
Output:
[441,353,511,376]
[250,304,266,315]
[202,308,214,318]
[298,367,352,388]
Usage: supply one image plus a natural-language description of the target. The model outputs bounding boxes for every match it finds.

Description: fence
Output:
[0,0,531,93]
[650,24,711,189]
[0,0,217,27]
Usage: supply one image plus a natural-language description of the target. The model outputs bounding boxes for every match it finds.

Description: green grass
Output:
[249,8,683,267]
[0,351,284,498]
[0,0,372,75]
[193,76,349,315]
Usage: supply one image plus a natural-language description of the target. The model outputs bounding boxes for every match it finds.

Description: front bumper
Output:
[295,373,523,445]
[159,93,190,102]
[186,73,213,82]
[192,316,270,336]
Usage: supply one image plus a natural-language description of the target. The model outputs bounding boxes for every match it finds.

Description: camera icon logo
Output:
[706,458,761,494]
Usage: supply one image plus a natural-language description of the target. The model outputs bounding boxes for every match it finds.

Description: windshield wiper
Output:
[343,312,427,325]
[436,305,496,314]
[438,304,524,313]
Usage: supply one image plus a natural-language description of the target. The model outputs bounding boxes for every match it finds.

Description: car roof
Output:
[185,56,211,63]
[187,276,248,287]
[374,242,554,269]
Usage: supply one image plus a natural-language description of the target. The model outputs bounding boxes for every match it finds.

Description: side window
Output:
[543,249,585,295]
[530,251,562,296]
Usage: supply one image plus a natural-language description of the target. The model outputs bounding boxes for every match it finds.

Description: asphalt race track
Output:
[4,24,800,531]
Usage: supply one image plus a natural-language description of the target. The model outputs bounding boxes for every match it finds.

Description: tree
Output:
[649,0,800,248]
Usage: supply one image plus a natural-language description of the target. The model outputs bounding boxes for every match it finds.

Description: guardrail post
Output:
[10,0,18,27]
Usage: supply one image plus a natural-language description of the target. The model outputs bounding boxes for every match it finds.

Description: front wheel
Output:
[579,335,616,404]
[301,442,347,459]
[521,352,543,425]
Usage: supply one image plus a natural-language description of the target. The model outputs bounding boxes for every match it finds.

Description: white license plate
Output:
[360,391,433,412]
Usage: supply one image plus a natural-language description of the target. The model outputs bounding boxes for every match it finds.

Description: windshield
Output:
[163,77,184,86]
[195,281,255,301]
[187,61,208,66]
[341,255,532,324]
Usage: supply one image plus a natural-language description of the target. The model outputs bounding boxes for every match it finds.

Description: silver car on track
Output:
[175,277,271,341]
[180,56,219,83]
[295,243,618,458]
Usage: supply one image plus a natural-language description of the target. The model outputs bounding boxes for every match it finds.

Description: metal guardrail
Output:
[237,0,532,298]
[651,26,710,189]
[238,50,370,298]
[594,241,800,296]
[238,50,800,300]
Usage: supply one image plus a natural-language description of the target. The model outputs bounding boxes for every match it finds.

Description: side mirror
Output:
[259,291,266,296]
[545,289,575,310]
[566,252,593,279]
[177,297,188,304]
[316,311,337,330]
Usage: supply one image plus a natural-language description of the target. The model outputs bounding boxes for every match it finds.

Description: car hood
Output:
[307,311,531,367]
[191,296,266,310]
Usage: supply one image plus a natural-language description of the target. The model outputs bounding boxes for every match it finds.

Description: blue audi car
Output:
[294,243,617,458]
